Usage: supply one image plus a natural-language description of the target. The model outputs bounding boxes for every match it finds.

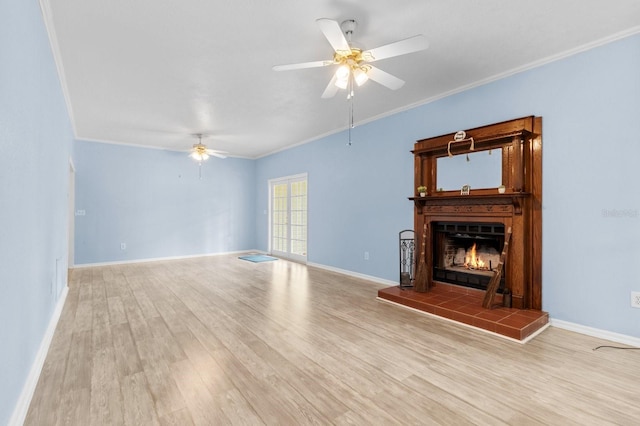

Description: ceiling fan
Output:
[189,133,227,162]
[273,18,428,99]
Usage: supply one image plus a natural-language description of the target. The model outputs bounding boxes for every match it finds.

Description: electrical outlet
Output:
[120,243,126,250]
[364,251,369,260]
[631,292,640,308]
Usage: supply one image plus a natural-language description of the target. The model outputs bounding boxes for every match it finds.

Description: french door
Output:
[270,174,307,262]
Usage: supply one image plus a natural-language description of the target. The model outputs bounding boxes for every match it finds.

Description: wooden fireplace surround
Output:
[411,116,542,310]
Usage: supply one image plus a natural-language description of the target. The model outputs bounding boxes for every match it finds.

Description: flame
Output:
[464,243,486,269]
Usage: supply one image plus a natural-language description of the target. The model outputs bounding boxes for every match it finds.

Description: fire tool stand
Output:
[399,229,416,288]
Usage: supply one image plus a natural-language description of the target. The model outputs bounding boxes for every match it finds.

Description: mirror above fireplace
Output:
[436,148,502,191]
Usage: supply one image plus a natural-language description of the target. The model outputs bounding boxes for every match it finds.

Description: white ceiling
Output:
[42,0,640,158]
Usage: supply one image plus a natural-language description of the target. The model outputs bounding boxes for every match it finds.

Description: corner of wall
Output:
[8,286,68,426]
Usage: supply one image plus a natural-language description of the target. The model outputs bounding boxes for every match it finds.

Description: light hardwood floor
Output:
[25,255,639,425]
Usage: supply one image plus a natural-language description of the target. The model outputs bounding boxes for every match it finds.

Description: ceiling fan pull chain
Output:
[348,104,352,145]
[348,94,354,146]
[351,98,354,129]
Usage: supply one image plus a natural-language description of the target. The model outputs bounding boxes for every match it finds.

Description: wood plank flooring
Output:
[25,255,640,425]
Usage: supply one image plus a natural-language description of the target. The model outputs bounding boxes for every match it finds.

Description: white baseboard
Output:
[9,285,69,426]
[306,262,397,287]
[550,319,640,348]
[73,249,259,268]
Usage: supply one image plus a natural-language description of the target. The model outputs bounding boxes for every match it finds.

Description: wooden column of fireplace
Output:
[411,116,542,310]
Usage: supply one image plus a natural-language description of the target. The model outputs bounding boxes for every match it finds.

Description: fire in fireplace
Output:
[433,222,505,291]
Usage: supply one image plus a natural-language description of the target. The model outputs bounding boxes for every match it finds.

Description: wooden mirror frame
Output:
[413,116,540,198]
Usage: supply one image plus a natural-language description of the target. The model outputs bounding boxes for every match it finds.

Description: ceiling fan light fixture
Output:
[190,150,209,162]
[335,78,348,90]
[353,67,368,86]
[336,64,350,79]
[190,139,211,163]
[335,64,350,89]
[335,71,349,89]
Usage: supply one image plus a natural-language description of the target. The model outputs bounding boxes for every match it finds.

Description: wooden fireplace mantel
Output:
[409,193,530,215]
[412,116,542,310]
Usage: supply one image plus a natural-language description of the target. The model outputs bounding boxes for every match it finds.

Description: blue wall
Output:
[255,114,417,279]
[0,0,74,423]
[256,34,640,338]
[74,141,256,264]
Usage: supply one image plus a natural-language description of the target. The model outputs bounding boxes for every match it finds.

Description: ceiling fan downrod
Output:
[341,19,357,44]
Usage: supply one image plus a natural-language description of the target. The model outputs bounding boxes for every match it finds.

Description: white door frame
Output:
[268,173,308,262]
[68,158,75,269]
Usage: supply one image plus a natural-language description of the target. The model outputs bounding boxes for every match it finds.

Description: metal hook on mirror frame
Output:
[447,136,475,158]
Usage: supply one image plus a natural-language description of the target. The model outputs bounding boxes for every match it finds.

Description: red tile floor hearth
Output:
[377,283,549,342]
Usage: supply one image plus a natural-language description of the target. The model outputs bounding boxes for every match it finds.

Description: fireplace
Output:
[377,117,547,339]
[432,222,506,292]
[378,117,546,339]
[408,116,543,310]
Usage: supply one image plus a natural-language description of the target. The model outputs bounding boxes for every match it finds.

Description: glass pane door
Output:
[271,182,288,255]
[270,175,307,262]
[289,179,307,258]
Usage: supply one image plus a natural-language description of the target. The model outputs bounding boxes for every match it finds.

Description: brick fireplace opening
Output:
[433,221,505,292]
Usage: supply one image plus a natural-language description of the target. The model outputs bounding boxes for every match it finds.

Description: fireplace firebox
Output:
[433,222,505,291]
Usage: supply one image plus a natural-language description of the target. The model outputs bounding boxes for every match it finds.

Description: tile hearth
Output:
[377,283,548,342]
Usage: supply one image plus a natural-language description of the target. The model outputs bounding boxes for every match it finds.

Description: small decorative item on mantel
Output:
[417,185,427,197]
[498,184,506,194]
[461,184,470,195]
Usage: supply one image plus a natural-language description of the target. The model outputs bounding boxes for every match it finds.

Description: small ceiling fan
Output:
[189,133,227,162]
[273,18,428,98]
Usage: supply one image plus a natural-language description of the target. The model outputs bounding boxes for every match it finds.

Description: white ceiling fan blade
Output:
[321,73,339,99]
[366,66,405,90]
[272,60,333,71]
[316,18,350,54]
[204,148,227,158]
[362,35,428,62]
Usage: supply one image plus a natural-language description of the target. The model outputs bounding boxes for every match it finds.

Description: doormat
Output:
[238,254,278,263]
